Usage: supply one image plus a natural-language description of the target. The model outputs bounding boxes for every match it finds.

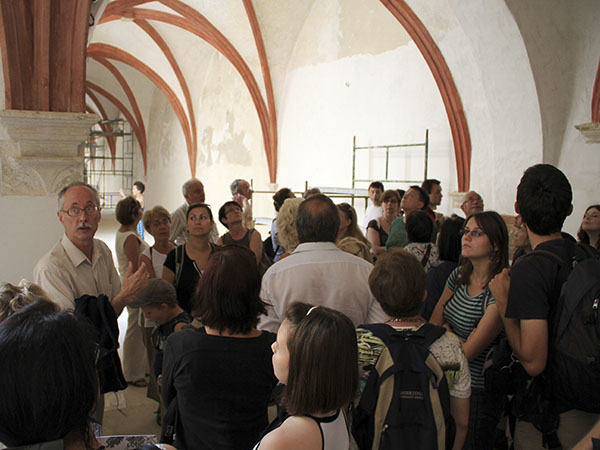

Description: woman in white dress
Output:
[115,196,149,387]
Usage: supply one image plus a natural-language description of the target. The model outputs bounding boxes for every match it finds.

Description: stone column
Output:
[0,109,99,196]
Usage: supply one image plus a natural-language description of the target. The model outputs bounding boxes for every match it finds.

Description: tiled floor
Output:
[103,383,161,437]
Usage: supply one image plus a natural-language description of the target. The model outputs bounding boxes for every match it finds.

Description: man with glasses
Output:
[34,181,148,314]
[230,178,254,229]
[461,190,484,217]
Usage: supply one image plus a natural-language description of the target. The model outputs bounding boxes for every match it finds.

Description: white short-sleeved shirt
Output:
[34,235,121,310]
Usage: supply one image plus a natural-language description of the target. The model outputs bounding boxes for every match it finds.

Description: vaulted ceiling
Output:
[85,0,472,188]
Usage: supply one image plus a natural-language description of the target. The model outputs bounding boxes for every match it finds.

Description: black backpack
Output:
[536,243,600,413]
[352,323,455,450]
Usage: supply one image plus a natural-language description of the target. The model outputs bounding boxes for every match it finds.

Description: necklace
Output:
[386,317,425,324]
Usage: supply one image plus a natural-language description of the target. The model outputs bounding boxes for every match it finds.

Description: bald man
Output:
[460,190,484,217]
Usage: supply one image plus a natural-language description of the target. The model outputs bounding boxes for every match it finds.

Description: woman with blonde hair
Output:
[271,188,296,262]
[139,206,176,279]
[0,280,51,322]
[336,237,373,263]
[276,197,304,260]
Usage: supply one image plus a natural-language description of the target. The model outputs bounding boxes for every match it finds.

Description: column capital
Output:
[0,110,99,196]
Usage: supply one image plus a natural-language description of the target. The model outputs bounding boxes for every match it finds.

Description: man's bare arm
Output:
[490,268,548,376]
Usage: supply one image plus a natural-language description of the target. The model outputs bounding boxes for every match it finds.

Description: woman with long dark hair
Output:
[577,204,600,249]
[366,190,400,258]
[431,211,509,449]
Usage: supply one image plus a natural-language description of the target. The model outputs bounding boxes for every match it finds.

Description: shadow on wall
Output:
[200,111,251,167]
[505,0,579,167]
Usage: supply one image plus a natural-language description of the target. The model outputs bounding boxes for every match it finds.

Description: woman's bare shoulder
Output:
[259,416,322,450]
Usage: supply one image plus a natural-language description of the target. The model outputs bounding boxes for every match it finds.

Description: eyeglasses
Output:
[463,196,483,206]
[62,205,99,217]
[461,228,485,238]
[151,218,170,227]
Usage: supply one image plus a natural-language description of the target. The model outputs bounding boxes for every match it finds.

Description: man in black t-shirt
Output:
[490,164,599,449]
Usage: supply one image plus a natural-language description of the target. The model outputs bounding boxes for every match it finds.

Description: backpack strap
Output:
[358,322,398,345]
[174,245,184,289]
[526,241,597,272]
[529,243,597,339]
[421,243,432,267]
[360,322,445,350]
[413,322,446,348]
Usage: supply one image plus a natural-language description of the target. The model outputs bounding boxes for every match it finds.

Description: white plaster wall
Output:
[407,0,542,216]
[276,0,455,223]
[88,0,596,237]
[506,0,600,236]
[141,50,271,237]
[0,195,63,283]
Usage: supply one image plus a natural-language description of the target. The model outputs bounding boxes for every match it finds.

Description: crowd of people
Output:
[1,164,599,450]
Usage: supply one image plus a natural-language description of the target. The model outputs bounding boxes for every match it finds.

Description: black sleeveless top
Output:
[221,229,254,248]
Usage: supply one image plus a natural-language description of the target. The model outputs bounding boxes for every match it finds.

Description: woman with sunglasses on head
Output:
[217,201,263,265]
[430,211,509,450]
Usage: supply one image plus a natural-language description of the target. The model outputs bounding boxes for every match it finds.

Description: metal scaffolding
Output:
[352,129,429,191]
[83,119,135,210]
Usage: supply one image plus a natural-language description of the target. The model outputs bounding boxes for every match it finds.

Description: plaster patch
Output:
[338,0,412,57]
[201,112,251,167]
[290,0,414,70]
